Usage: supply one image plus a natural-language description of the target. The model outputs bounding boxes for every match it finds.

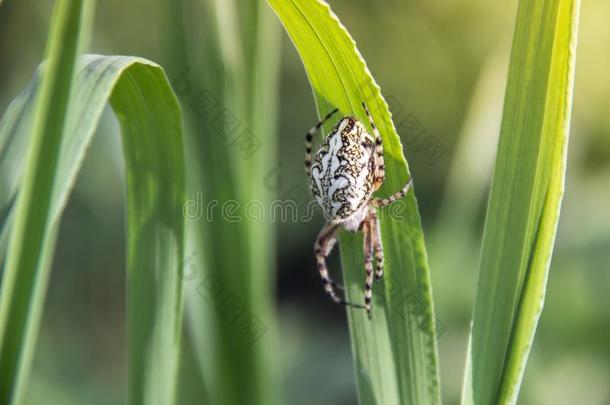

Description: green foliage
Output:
[0,49,185,405]
[267,1,441,404]
[0,1,90,402]
[462,0,580,404]
[163,1,281,405]
[0,0,583,403]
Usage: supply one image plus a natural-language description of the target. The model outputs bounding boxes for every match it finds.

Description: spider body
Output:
[304,102,413,318]
[310,117,377,231]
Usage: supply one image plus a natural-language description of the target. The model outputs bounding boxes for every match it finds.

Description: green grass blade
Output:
[163,1,282,404]
[462,0,580,404]
[267,1,441,404]
[0,0,89,402]
[109,59,185,405]
[0,55,185,404]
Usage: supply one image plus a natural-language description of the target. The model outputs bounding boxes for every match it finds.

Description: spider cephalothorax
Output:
[305,102,412,318]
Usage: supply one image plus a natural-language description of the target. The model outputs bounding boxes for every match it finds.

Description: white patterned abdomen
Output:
[310,118,375,224]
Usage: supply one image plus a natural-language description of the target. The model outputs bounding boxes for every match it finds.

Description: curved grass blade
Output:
[266,1,441,404]
[461,0,580,404]
[0,54,185,405]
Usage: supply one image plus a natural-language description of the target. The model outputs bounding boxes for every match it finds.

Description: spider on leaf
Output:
[305,102,413,319]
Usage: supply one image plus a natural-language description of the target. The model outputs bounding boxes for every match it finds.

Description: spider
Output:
[305,102,412,318]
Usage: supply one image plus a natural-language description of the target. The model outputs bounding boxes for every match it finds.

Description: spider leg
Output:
[362,102,385,186]
[363,216,374,319]
[305,108,339,177]
[369,208,384,281]
[370,178,413,208]
[318,228,344,291]
[315,223,364,309]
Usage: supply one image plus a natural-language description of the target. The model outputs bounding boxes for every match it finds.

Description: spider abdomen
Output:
[310,117,375,222]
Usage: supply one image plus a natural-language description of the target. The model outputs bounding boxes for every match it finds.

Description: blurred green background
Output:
[0,0,608,404]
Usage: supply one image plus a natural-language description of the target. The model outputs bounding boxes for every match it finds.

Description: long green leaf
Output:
[462,0,580,404]
[0,0,89,402]
[163,1,282,404]
[0,55,185,405]
[267,1,441,404]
